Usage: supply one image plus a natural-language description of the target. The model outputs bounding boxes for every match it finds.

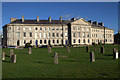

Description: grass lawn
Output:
[2,45,119,78]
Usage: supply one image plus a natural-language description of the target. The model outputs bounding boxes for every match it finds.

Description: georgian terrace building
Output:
[3,16,114,47]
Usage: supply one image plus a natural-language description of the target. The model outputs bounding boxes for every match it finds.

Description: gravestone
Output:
[67,46,70,53]
[48,45,51,53]
[11,54,16,63]
[28,47,32,54]
[90,52,95,62]
[101,46,105,53]
[86,46,89,52]
[2,52,5,60]
[113,48,118,59]
[10,49,14,57]
[54,52,58,64]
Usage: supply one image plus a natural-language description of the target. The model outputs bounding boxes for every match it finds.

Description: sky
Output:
[1,2,119,34]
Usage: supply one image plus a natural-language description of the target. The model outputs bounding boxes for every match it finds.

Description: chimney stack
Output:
[98,22,104,26]
[22,16,24,22]
[88,20,92,25]
[48,16,51,22]
[93,21,97,25]
[60,17,62,21]
[71,18,76,21]
[10,18,17,23]
[37,16,39,22]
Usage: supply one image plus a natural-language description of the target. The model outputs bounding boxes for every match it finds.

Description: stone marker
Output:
[48,45,51,53]
[86,46,89,52]
[28,47,32,54]
[90,52,95,62]
[10,49,14,57]
[67,46,70,53]
[113,48,118,59]
[2,52,5,60]
[11,54,16,63]
[101,46,105,53]
[54,52,58,64]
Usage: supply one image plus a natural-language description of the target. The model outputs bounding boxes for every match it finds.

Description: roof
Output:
[4,18,114,31]
[10,19,73,25]
[91,24,114,30]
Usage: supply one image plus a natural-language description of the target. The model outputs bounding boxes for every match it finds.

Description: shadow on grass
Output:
[61,60,88,63]
[34,61,53,64]
[95,57,112,60]
[3,60,10,63]
[5,55,10,57]
[103,54,113,56]
[16,52,29,54]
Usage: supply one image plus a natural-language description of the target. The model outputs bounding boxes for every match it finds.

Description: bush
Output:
[98,42,102,46]
[92,42,96,46]
[25,43,32,48]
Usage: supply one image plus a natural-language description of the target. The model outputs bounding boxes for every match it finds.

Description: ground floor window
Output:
[88,39,90,43]
[53,40,55,44]
[24,40,26,44]
[106,39,107,42]
[17,40,20,46]
[57,40,59,43]
[78,39,80,43]
[73,39,76,43]
[110,40,112,42]
[83,39,85,43]
[30,40,32,44]
[44,40,47,44]
[40,40,42,44]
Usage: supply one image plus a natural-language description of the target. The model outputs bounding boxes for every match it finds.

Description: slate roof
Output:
[91,24,113,30]
[10,19,73,25]
[7,19,113,30]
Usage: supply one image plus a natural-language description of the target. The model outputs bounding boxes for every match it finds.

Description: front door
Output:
[17,40,20,46]
[66,40,67,45]
[35,40,38,46]
[48,40,51,45]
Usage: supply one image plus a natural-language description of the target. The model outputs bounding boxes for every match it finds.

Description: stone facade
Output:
[3,16,114,47]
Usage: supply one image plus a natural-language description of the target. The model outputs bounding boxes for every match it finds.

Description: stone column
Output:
[48,45,51,53]
[113,48,118,59]
[101,46,105,53]
[86,46,89,52]
[28,47,32,54]
[67,46,70,53]
[11,54,16,63]
[54,52,58,64]
[2,52,5,60]
[10,49,14,57]
[90,52,95,62]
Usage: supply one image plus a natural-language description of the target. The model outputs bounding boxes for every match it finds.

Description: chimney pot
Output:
[98,22,104,26]
[71,18,76,21]
[48,16,51,22]
[22,16,24,22]
[37,16,39,22]
[88,20,92,24]
[10,18,17,23]
[60,17,62,21]
[93,21,97,25]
